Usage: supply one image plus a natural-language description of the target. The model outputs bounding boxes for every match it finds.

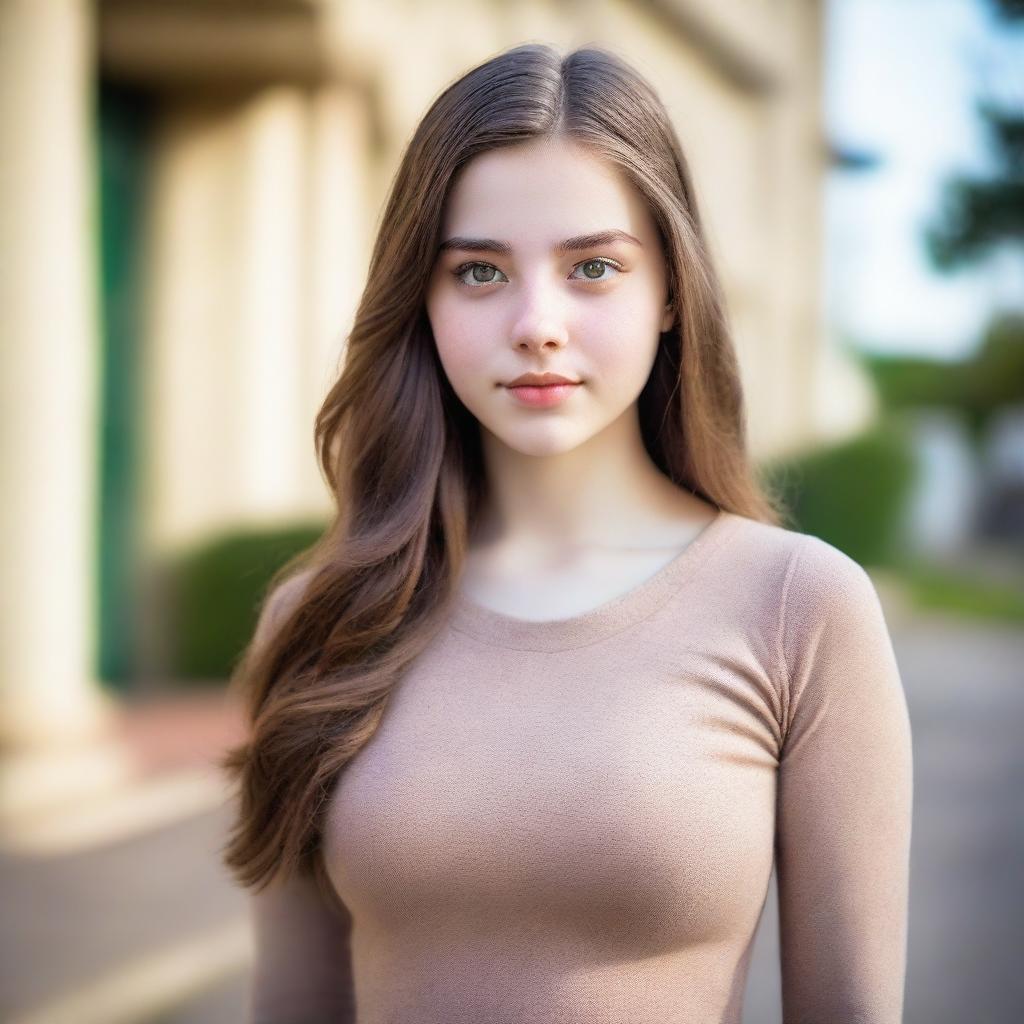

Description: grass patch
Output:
[890,559,1024,624]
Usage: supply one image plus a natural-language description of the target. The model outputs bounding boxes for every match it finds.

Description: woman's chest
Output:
[321,637,780,947]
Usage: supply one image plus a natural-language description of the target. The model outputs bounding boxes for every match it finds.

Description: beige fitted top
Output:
[246,509,913,1023]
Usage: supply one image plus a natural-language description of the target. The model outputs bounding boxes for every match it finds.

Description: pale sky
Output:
[824,0,1024,360]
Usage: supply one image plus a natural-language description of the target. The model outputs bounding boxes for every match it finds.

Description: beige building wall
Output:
[141,85,375,553]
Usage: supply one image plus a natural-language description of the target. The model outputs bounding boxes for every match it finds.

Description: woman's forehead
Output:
[442,141,655,249]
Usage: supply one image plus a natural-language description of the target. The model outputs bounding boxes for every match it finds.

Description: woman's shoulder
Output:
[268,566,319,615]
[725,512,870,591]
[738,518,890,661]
[254,566,320,648]
[719,513,882,640]
[722,515,897,702]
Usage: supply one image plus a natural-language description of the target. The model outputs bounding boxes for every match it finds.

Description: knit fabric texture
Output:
[248,509,914,1024]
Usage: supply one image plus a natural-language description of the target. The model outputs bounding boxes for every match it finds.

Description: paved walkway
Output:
[1,692,249,1024]
[2,594,1022,1023]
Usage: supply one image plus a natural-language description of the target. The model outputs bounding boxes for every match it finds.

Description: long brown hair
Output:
[220,42,787,892]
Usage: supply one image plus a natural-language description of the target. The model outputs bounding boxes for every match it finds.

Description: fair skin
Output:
[425,136,717,619]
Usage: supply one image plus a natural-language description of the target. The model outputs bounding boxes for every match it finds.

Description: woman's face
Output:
[425,137,675,458]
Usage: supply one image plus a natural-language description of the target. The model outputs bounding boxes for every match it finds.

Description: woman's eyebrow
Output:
[437,229,643,256]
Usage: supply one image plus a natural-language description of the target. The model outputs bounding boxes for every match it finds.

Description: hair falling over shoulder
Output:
[219,42,788,893]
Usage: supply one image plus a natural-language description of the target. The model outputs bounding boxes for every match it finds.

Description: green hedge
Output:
[761,414,918,568]
[169,521,327,682]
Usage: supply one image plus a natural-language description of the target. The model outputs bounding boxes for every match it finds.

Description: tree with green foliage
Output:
[862,312,1024,446]
[897,0,1024,445]
[924,101,1024,270]
[924,0,1024,269]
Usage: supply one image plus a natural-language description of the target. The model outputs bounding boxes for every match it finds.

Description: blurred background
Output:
[1,0,1021,1021]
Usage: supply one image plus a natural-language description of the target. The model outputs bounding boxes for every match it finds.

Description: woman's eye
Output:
[453,263,509,287]
[451,257,622,289]
[571,258,621,282]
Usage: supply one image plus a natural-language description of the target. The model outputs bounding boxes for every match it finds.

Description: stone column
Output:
[0,1,120,808]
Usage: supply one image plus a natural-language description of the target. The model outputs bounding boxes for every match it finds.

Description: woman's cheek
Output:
[434,334,490,415]
[441,329,484,386]
[578,330,622,375]
[427,291,473,353]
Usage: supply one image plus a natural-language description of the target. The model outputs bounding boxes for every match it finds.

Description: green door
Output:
[96,79,153,690]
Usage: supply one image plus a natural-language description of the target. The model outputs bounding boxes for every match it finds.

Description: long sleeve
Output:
[250,863,357,1023]
[774,535,914,1023]
[244,570,357,1023]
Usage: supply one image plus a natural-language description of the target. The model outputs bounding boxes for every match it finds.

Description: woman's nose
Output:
[509,279,569,351]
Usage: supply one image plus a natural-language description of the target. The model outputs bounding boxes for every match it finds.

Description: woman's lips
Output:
[505,382,581,408]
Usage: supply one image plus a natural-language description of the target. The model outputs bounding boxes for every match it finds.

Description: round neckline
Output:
[448,508,740,651]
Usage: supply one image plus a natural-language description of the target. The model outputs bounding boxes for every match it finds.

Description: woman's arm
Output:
[250,862,356,1024]
[774,536,914,1023]
[243,570,358,1023]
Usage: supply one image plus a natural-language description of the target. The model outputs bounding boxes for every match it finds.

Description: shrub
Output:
[761,415,918,568]
[169,521,327,682]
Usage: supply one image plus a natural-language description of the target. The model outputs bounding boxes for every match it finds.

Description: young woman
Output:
[222,42,913,1024]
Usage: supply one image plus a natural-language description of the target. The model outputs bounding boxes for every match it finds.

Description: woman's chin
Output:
[479,422,595,459]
